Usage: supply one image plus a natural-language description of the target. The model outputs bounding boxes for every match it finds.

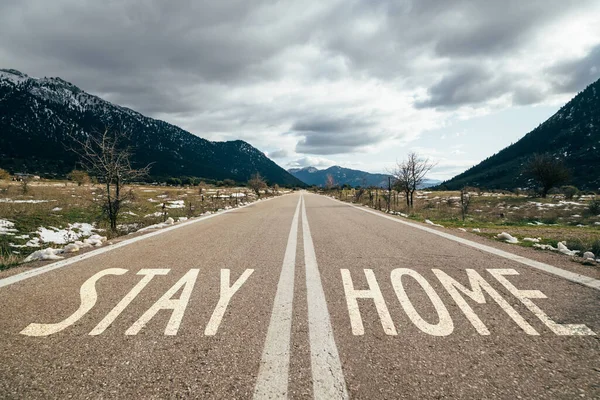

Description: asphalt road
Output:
[1,192,598,399]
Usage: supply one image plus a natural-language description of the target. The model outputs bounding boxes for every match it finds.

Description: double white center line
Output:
[254,194,348,399]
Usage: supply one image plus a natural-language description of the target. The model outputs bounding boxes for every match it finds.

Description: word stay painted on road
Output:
[341,268,596,336]
[20,268,253,337]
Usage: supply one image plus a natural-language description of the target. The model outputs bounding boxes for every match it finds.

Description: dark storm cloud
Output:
[267,149,289,159]
[414,66,506,109]
[548,45,600,93]
[0,0,597,155]
[0,0,316,115]
[290,116,386,155]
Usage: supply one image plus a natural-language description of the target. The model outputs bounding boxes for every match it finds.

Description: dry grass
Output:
[0,180,283,269]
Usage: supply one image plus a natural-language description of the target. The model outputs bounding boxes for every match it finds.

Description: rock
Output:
[583,251,595,260]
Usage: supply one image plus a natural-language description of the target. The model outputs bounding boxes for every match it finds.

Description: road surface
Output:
[1,192,598,399]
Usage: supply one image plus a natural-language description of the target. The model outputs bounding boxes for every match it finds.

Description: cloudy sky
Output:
[1,0,599,180]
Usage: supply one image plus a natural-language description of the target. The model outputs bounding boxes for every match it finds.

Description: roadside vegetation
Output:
[310,151,599,267]
[0,176,288,270]
[318,185,600,264]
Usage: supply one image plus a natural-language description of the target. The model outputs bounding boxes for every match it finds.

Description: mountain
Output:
[288,165,441,188]
[0,69,304,186]
[441,78,600,191]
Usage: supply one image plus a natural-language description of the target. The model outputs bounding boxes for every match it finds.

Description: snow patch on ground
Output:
[22,234,107,262]
[37,223,96,244]
[425,219,444,228]
[0,198,54,204]
[0,219,18,235]
[165,200,185,208]
[23,248,64,262]
[137,217,175,232]
[496,232,519,243]
[533,241,580,256]
[523,237,541,243]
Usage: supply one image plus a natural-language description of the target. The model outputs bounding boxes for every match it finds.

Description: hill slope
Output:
[288,165,440,188]
[442,78,600,190]
[0,69,303,186]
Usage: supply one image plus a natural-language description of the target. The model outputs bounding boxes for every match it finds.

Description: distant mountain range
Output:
[0,69,304,186]
[442,78,600,190]
[288,165,441,188]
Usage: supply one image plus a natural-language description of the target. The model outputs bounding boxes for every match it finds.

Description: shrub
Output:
[561,185,579,200]
[541,213,559,225]
[588,198,600,215]
[166,177,182,186]
[68,169,90,186]
[0,168,10,181]
[591,240,600,256]
[566,238,586,254]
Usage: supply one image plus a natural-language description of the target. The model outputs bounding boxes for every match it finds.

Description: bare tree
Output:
[20,176,31,195]
[524,153,569,198]
[460,187,471,221]
[354,187,365,202]
[391,152,436,208]
[248,172,267,197]
[385,176,393,212]
[325,174,335,190]
[70,128,151,231]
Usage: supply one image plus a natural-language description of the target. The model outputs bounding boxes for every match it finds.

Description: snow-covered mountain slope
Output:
[0,69,304,186]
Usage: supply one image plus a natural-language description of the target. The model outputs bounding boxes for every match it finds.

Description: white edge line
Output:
[0,195,288,289]
[319,194,600,291]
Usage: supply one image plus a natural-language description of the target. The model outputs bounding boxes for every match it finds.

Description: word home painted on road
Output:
[342,268,596,337]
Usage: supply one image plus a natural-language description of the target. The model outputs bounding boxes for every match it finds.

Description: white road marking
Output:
[253,196,302,399]
[434,268,539,335]
[125,269,199,336]
[321,195,600,291]
[204,269,254,336]
[489,269,595,335]
[391,268,454,336]
[21,268,128,337]
[302,196,349,399]
[0,195,285,290]
[89,268,170,336]
[433,269,491,335]
[341,269,397,335]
